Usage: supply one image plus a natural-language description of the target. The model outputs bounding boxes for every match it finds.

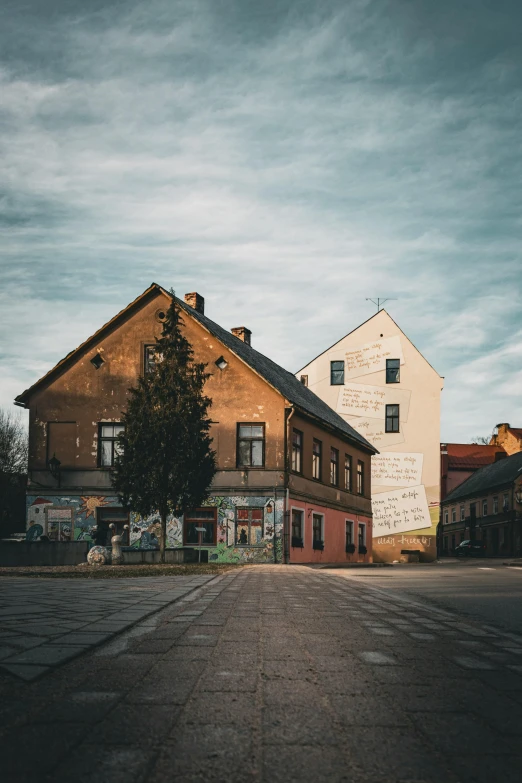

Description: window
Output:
[312,439,322,480]
[215,356,228,371]
[292,429,303,473]
[386,359,400,384]
[96,507,129,545]
[144,344,161,374]
[444,509,449,525]
[312,514,324,549]
[460,505,465,522]
[344,454,352,492]
[357,460,364,495]
[358,523,367,548]
[451,507,456,523]
[300,375,308,386]
[330,360,345,385]
[291,509,304,547]
[235,508,264,545]
[91,352,105,369]
[503,493,509,512]
[493,496,499,514]
[482,499,488,517]
[237,424,265,467]
[99,423,124,467]
[330,447,339,486]
[385,404,400,433]
[345,520,354,548]
[184,508,217,545]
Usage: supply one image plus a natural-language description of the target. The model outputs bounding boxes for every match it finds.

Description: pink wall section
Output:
[288,498,372,564]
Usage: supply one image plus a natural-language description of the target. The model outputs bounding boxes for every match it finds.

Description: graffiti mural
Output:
[25,493,284,562]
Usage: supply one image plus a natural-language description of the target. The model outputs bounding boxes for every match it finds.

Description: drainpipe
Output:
[283,406,295,564]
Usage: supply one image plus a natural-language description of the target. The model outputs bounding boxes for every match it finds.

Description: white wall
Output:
[298,310,443,561]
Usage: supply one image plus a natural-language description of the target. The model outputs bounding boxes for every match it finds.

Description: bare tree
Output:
[0,408,28,536]
[0,408,28,474]
[470,435,492,445]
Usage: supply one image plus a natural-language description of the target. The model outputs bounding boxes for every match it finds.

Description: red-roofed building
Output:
[490,423,522,457]
[440,443,507,500]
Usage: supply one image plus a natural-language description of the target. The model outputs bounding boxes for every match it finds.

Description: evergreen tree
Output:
[112,295,217,562]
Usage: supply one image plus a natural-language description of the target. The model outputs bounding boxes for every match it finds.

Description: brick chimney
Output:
[184,292,205,314]
[231,327,251,346]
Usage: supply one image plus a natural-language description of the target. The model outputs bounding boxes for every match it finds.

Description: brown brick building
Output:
[441,451,522,557]
[15,284,376,564]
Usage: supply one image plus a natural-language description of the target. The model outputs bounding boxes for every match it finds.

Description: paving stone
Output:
[51,744,154,783]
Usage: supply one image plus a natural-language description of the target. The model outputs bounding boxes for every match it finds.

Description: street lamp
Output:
[48,453,61,487]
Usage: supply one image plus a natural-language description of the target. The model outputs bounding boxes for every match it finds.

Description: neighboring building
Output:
[441,451,522,557]
[490,423,522,456]
[14,283,376,564]
[297,310,443,563]
[441,443,507,500]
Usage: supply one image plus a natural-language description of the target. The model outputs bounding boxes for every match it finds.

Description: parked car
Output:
[454,540,486,557]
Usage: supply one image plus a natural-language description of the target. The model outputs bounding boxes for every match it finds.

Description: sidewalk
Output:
[1,565,522,782]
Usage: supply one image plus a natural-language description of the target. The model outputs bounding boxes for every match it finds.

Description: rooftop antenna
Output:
[366,298,396,312]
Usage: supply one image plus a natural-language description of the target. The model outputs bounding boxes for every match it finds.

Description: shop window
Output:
[236,508,264,546]
[291,509,304,547]
[184,508,217,545]
[237,424,265,468]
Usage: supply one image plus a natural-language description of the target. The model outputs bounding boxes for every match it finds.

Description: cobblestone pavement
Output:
[2,565,522,782]
[0,575,214,680]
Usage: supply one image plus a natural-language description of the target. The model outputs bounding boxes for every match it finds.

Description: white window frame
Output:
[493,496,499,514]
[443,509,449,525]
[345,519,355,547]
[290,506,305,547]
[312,512,324,546]
[482,499,488,517]
[451,507,456,523]
[460,505,465,521]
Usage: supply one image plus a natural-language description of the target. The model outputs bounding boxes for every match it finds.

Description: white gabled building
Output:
[297,310,444,562]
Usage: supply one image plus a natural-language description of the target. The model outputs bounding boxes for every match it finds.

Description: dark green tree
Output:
[111,296,217,562]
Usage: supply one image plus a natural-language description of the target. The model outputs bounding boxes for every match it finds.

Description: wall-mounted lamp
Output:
[48,453,61,487]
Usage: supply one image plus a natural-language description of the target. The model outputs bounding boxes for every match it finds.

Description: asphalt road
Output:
[325,559,522,635]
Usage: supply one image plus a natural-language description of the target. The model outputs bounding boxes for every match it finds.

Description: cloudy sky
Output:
[1,0,521,442]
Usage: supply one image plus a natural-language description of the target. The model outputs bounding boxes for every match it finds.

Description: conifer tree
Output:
[112,295,216,562]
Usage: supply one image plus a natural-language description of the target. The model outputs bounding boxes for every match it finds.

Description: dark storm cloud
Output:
[0,0,521,439]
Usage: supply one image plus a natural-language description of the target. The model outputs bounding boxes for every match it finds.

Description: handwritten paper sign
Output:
[344,336,404,380]
[347,417,405,447]
[371,452,423,488]
[372,485,431,536]
[336,382,411,420]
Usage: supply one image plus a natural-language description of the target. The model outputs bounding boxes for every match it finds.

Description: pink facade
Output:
[288,498,372,564]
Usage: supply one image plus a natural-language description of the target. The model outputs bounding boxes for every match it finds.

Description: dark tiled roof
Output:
[176,296,376,453]
[444,450,522,504]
